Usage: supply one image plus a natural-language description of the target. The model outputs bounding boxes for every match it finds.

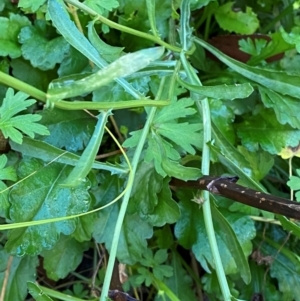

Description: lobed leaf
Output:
[0,88,49,144]
[6,158,91,256]
[214,2,259,34]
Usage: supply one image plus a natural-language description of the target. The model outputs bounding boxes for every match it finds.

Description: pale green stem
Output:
[99,78,166,301]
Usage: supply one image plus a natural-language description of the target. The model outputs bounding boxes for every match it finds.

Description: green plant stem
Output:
[179,1,231,299]
[0,71,169,110]
[0,71,46,102]
[99,78,166,301]
[180,52,232,301]
[64,0,184,54]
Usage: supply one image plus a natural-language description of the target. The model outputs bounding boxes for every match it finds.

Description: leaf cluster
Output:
[0,0,300,301]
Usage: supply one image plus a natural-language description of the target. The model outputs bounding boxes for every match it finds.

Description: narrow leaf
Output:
[62,111,111,187]
[195,37,300,98]
[177,77,254,100]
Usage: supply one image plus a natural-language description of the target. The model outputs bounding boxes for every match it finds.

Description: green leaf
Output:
[129,160,162,209]
[27,282,53,301]
[0,88,49,144]
[129,161,164,215]
[88,20,124,63]
[0,13,30,58]
[5,157,91,256]
[211,124,266,189]
[142,178,180,227]
[287,175,300,190]
[278,215,300,240]
[0,248,38,301]
[84,0,119,15]
[11,58,55,91]
[210,98,235,145]
[155,251,198,301]
[154,249,168,264]
[92,174,153,264]
[175,197,256,276]
[153,98,197,123]
[38,108,97,152]
[195,38,300,98]
[19,20,69,70]
[18,0,47,12]
[237,146,274,181]
[47,0,145,99]
[214,2,259,34]
[42,235,89,281]
[0,154,17,181]
[156,122,202,154]
[62,111,111,187]
[118,0,171,50]
[239,37,268,56]
[260,239,300,301]
[177,78,254,100]
[0,154,17,218]
[174,192,201,249]
[280,26,300,53]
[211,202,251,284]
[237,110,300,154]
[10,137,128,175]
[259,86,300,129]
[47,46,164,102]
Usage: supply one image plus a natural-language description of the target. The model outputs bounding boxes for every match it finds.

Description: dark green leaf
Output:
[19,20,69,70]
[259,86,300,128]
[237,110,300,154]
[196,38,300,98]
[260,239,300,301]
[211,201,251,284]
[42,235,89,281]
[155,251,198,301]
[92,174,153,264]
[10,137,128,175]
[0,248,38,301]
[6,157,91,256]
[175,197,256,276]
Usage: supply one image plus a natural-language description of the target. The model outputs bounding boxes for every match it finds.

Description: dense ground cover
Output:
[1,0,300,300]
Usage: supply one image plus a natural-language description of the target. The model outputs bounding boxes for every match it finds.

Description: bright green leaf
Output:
[84,0,119,15]
[18,0,47,12]
[215,2,259,34]
[0,88,49,144]
[0,13,30,58]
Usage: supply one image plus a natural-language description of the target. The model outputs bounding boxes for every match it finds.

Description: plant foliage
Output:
[0,0,300,301]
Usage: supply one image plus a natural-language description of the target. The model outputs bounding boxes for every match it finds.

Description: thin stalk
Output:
[64,0,184,54]
[99,78,167,301]
[180,51,231,301]
[179,1,231,299]
[0,71,46,102]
